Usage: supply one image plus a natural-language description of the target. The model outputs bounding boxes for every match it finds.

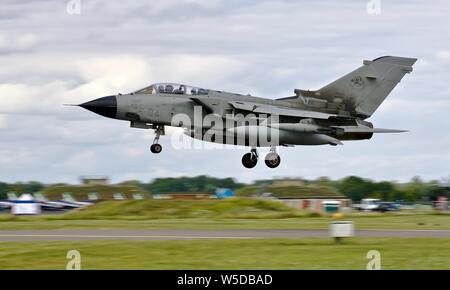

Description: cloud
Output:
[0,32,38,53]
[64,150,98,170]
[0,52,247,116]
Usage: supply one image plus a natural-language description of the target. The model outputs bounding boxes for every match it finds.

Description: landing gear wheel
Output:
[150,143,162,154]
[265,152,280,168]
[242,152,258,168]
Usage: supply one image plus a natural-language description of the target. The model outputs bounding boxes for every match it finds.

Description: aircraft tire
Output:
[264,152,280,168]
[242,153,257,168]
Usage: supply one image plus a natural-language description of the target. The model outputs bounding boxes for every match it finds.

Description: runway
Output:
[0,229,449,241]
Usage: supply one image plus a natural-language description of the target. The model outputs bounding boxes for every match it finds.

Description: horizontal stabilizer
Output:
[229,101,336,119]
[329,138,344,146]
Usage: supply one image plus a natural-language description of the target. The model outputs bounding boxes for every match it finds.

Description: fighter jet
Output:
[0,192,18,209]
[76,56,416,168]
[1,192,63,211]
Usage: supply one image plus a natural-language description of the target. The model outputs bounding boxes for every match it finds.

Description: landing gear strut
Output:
[264,147,281,168]
[242,148,258,168]
[150,125,164,154]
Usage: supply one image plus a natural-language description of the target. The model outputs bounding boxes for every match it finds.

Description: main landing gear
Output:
[241,147,281,169]
[150,125,164,154]
[242,148,259,168]
[265,147,281,168]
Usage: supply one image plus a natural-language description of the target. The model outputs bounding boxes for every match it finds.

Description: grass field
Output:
[1,199,448,270]
[0,199,449,230]
[0,215,449,230]
[0,238,448,269]
[42,184,150,200]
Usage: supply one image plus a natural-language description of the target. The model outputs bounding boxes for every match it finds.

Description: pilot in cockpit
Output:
[165,84,174,93]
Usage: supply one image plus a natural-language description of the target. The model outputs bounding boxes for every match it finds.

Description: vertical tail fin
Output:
[318,56,417,118]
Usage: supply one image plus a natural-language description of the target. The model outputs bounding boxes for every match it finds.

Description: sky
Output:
[0,0,450,184]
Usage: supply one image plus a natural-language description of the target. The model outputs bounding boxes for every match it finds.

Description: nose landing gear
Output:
[150,125,164,154]
[241,147,281,168]
[264,147,281,168]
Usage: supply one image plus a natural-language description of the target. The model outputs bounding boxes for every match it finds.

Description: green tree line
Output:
[120,176,244,195]
[1,175,449,202]
[0,181,45,200]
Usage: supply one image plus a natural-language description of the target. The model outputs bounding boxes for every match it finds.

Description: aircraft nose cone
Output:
[80,95,117,119]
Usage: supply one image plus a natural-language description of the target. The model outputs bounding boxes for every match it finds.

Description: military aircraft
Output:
[75,56,416,168]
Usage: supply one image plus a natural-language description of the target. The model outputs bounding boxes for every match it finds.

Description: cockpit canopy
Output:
[134,83,209,96]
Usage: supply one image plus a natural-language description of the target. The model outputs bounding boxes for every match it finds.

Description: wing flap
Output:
[372,128,408,133]
[332,126,408,133]
[229,101,335,119]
